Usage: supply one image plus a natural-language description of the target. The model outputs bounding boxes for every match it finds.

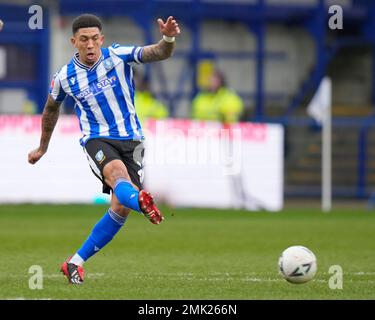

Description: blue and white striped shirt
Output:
[49,43,144,145]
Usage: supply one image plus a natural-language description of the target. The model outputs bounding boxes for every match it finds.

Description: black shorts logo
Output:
[95,150,106,164]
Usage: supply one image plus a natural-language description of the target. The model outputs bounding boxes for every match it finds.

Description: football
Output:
[278,245,317,284]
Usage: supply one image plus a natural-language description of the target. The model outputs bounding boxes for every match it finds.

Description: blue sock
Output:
[77,208,127,261]
[113,178,141,212]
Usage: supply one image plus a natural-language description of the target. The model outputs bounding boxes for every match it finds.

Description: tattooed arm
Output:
[142,40,176,63]
[141,16,181,63]
[28,95,61,164]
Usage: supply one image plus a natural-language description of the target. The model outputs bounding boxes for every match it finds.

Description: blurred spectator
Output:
[134,74,169,122]
[192,69,244,123]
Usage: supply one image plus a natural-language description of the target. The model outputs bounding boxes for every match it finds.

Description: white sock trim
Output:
[70,253,85,267]
[108,208,127,225]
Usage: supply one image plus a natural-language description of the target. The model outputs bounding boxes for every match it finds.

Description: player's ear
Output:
[70,36,76,47]
[99,33,104,45]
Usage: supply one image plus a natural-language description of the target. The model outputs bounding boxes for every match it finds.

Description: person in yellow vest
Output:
[134,76,169,123]
[192,70,244,123]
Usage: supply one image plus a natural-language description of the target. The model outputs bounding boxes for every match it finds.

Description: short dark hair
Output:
[72,14,102,35]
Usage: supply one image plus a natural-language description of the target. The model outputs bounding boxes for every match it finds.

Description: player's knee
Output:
[103,160,130,187]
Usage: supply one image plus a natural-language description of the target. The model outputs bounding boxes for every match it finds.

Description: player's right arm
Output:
[28,95,62,164]
[29,70,66,165]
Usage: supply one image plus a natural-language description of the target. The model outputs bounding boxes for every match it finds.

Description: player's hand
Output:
[28,148,46,165]
[157,16,181,37]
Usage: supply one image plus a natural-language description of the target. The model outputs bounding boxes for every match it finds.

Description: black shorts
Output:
[83,138,145,194]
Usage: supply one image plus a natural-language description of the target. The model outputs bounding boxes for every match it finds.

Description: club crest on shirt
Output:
[95,150,106,164]
[103,58,114,70]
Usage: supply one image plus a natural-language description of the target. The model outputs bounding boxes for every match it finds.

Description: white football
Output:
[278,245,317,284]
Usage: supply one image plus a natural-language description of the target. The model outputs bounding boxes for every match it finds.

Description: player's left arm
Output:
[141,16,181,63]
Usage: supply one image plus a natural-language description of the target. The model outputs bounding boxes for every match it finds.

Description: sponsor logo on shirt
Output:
[75,76,118,102]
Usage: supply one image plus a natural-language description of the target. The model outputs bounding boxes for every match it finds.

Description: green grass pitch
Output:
[0,204,374,300]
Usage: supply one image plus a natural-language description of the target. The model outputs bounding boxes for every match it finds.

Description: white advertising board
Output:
[0,116,283,211]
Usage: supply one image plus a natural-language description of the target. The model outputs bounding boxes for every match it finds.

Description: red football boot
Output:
[60,257,85,284]
[138,190,164,224]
